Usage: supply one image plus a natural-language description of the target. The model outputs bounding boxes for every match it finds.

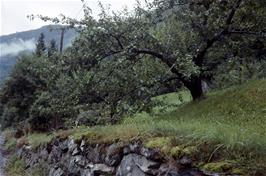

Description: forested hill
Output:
[0,25,77,84]
[0,25,76,44]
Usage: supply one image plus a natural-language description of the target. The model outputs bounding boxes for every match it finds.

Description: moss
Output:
[203,161,234,172]
[231,168,245,175]
[4,137,17,151]
[27,133,54,148]
[170,146,182,158]
[71,130,96,141]
[182,146,198,156]
[144,137,172,149]
[6,154,26,176]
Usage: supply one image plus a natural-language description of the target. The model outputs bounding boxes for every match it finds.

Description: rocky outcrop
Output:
[17,138,208,176]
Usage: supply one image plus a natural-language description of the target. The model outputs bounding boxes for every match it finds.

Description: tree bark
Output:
[183,76,205,101]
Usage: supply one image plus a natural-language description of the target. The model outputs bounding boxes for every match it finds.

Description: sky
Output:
[0,0,139,36]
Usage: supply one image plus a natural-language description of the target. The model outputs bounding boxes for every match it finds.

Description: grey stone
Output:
[81,169,93,176]
[39,148,49,161]
[59,140,69,153]
[72,147,80,156]
[91,163,115,175]
[80,140,86,152]
[129,142,141,153]
[179,156,192,167]
[116,154,159,176]
[49,167,65,176]
[48,146,62,163]
[86,145,103,163]
[68,139,78,153]
[140,147,164,161]
[165,170,181,176]
[105,143,123,167]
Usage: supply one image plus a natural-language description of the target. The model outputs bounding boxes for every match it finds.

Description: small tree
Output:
[35,33,46,57]
[47,39,58,57]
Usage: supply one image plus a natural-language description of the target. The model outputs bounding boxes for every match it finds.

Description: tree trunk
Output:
[183,76,205,101]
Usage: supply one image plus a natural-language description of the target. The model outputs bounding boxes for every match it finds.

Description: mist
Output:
[0,38,35,57]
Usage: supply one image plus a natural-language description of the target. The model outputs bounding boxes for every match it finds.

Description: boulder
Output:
[48,146,62,164]
[91,163,115,175]
[49,165,65,176]
[140,147,164,162]
[105,143,123,167]
[116,154,160,176]
[58,140,69,153]
[86,145,105,163]
[67,155,87,175]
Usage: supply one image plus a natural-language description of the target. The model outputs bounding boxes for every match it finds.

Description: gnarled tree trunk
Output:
[183,76,205,101]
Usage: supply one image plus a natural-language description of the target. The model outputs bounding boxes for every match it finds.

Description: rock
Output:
[58,140,69,153]
[75,155,87,167]
[28,153,40,167]
[68,155,87,175]
[116,154,160,176]
[72,147,80,156]
[179,168,205,176]
[91,163,115,175]
[140,147,164,162]
[81,169,93,176]
[123,146,131,155]
[129,142,142,153]
[68,157,81,174]
[80,140,86,152]
[105,143,123,167]
[68,139,78,153]
[15,137,209,176]
[86,145,105,163]
[49,166,65,176]
[165,170,181,176]
[39,148,49,161]
[48,146,62,163]
[179,156,192,167]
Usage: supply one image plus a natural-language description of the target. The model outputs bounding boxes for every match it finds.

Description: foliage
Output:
[47,39,58,57]
[35,33,46,57]
[0,0,265,130]
[3,79,266,174]
[0,55,50,128]
[6,154,26,176]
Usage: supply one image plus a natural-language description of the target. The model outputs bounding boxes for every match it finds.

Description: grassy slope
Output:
[6,79,266,175]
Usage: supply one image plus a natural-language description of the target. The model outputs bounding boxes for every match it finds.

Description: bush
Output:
[0,55,54,129]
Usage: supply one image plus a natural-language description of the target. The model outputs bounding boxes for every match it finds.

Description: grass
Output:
[5,154,26,176]
[26,133,54,148]
[64,79,266,173]
[5,79,266,175]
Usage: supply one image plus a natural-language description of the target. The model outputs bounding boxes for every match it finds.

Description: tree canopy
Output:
[0,0,265,131]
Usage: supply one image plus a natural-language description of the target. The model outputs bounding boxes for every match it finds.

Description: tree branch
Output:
[130,48,184,79]
[194,0,243,66]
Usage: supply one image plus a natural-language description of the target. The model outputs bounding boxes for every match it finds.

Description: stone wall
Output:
[17,138,209,176]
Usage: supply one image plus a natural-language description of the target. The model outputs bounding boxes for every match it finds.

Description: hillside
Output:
[4,80,266,175]
[0,25,76,45]
[0,25,77,84]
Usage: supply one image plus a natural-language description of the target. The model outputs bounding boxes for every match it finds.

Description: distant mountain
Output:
[0,25,78,85]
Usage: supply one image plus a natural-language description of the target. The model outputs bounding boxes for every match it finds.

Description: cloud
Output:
[0,39,35,57]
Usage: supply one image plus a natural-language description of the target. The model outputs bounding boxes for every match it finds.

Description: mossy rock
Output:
[144,137,172,149]
[231,168,245,175]
[170,146,182,158]
[203,161,233,173]
[182,146,198,156]
[71,130,96,141]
